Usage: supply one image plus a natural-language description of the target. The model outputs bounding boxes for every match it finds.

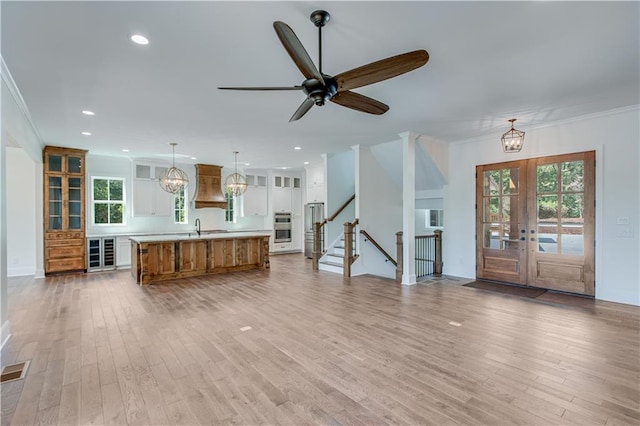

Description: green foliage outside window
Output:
[93,178,125,224]
[225,188,234,222]
[174,187,187,224]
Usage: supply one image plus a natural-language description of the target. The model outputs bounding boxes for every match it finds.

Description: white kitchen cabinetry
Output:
[306,165,325,203]
[243,174,268,216]
[133,163,172,217]
[273,174,292,213]
[116,236,131,268]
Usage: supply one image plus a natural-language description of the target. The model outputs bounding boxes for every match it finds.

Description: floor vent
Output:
[0,360,30,383]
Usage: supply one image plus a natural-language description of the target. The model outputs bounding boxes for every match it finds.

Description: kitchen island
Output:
[130,231,270,285]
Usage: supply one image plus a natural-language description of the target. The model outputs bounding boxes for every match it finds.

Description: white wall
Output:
[1,59,45,348]
[445,106,640,306]
[352,145,400,279]
[6,147,36,276]
[326,150,356,245]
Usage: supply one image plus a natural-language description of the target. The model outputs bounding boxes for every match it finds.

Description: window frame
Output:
[91,176,126,226]
[174,186,188,224]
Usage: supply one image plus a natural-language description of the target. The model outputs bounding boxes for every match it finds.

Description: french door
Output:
[476,151,595,295]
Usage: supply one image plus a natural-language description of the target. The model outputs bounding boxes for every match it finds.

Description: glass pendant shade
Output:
[159,143,189,194]
[224,151,247,196]
[501,118,525,153]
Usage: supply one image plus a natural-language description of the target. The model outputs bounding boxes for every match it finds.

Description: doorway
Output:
[475,151,595,295]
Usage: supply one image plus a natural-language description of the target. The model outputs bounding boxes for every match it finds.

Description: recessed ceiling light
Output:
[281,166,288,170]
[130,34,149,45]
[122,149,130,152]
[304,161,309,165]
[245,162,250,166]
[81,131,92,136]
[294,146,301,150]
[191,157,197,160]
[82,110,95,116]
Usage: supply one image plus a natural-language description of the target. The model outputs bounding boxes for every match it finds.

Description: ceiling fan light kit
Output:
[501,119,525,153]
[219,10,429,122]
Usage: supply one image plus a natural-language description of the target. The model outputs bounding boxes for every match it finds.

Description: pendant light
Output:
[159,142,189,194]
[224,151,247,196]
[501,118,525,153]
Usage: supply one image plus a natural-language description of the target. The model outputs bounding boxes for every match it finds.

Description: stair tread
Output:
[326,253,344,258]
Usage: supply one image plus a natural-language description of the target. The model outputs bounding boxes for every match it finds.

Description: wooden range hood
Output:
[193,164,227,209]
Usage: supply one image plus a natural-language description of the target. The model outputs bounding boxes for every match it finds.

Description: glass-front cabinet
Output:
[43,146,88,274]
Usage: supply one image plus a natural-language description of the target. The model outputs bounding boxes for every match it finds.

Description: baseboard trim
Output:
[7,267,36,277]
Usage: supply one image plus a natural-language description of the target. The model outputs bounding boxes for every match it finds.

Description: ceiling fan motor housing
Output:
[303,75,337,106]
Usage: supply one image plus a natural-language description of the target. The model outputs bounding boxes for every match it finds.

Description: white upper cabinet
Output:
[244,173,268,216]
[133,162,172,217]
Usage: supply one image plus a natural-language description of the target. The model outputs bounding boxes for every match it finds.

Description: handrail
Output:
[322,194,355,224]
[360,230,397,267]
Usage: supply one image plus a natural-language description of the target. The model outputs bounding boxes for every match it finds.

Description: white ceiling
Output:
[2,1,638,170]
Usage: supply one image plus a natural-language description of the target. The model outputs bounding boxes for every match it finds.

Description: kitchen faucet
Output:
[195,218,201,236]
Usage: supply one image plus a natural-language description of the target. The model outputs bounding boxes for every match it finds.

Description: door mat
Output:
[463,281,548,298]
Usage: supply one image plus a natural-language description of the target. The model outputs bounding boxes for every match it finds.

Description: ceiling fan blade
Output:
[334,50,429,92]
[289,98,315,122]
[330,91,389,115]
[218,86,303,91]
[273,21,325,85]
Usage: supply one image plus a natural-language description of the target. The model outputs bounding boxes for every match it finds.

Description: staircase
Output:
[318,236,345,274]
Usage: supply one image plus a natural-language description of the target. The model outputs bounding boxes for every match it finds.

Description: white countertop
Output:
[129,231,271,243]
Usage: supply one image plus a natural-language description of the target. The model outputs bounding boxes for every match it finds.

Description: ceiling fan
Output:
[219,10,429,122]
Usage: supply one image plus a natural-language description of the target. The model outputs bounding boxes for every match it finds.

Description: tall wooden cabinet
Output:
[43,146,88,274]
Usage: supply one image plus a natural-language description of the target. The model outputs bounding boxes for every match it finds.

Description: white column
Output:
[400,131,417,285]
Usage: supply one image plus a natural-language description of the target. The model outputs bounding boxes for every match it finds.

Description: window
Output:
[225,189,234,223]
[174,186,188,224]
[426,209,444,228]
[92,177,125,224]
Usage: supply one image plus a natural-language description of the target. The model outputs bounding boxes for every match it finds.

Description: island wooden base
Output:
[131,235,270,285]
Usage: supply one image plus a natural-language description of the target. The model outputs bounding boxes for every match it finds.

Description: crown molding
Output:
[1,55,44,146]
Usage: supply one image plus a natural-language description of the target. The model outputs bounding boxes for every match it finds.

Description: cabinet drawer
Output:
[47,245,84,259]
[46,238,84,247]
[47,232,84,240]
[46,258,85,272]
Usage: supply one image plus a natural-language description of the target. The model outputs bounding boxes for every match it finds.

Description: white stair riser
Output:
[319,263,343,274]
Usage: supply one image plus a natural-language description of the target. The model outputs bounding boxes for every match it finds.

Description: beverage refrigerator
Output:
[304,202,324,258]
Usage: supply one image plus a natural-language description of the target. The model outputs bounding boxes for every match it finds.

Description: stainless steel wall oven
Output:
[274,212,292,243]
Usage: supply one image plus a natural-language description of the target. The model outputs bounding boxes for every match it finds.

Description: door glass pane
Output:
[484,197,500,222]
[561,161,584,192]
[484,170,500,196]
[537,164,558,193]
[561,194,584,255]
[48,155,62,172]
[537,195,558,254]
[502,169,519,195]
[49,201,62,216]
[68,156,82,173]
[483,224,498,249]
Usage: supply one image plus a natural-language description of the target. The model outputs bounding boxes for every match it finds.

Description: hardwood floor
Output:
[2,253,639,425]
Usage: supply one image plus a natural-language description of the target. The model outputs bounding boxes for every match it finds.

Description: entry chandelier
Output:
[501,118,525,153]
[159,142,189,194]
[224,151,247,196]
